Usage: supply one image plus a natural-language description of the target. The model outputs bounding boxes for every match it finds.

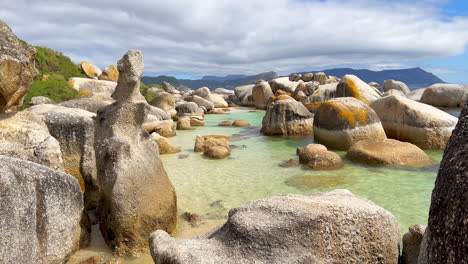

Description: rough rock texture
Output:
[370,95,458,149]
[0,111,63,170]
[232,119,250,127]
[252,80,273,109]
[0,20,37,113]
[346,139,433,167]
[194,135,230,153]
[68,77,117,97]
[162,81,178,94]
[233,84,255,106]
[313,72,327,85]
[27,104,99,208]
[189,95,214,111]
[94,50,177,256]
[383,80,410,94]
[150,91,175,112]
[151,133,181,154]
[31,96,55,106]
[150,189,400,264]
[175,102,203,117]
[297,144,343,170]
[400,224,426,264]
[203,145,230,159]
[261,96,313,136]
[0,155,83,264]
[314,97,387,150]
[80,61,102,79]
[176,116,193,130]
[98,65,119,82]
[336,75,381,104]
[269,77,300,94]
[302,83,338,108]
[420,102,468,263]
[60,98,113,113]
[302,73,314,82]
[420,83,466,107]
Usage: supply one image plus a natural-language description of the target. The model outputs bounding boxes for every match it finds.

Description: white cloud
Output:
[2,0,468,76]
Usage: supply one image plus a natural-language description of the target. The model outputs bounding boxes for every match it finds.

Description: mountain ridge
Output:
[142,67,444,90]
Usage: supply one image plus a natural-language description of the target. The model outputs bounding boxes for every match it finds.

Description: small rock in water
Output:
[218,120,233,126]
[178,154,189,159]
[181,212,202,227]
[232,119,251,127]
[249,110,257,113]
[210,200,224,209]
[279,159,299,168]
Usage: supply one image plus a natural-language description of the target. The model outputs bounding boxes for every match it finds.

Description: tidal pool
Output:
[70,107,443,263]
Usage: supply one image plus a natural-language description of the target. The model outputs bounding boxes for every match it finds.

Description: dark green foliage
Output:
[34,46,85,80]
[22,74,78,109]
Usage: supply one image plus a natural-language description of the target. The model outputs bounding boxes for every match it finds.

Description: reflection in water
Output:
[70,107,444,263]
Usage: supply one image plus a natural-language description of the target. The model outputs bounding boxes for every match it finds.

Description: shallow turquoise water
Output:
[70,107,444,263]
[162,108,442,236]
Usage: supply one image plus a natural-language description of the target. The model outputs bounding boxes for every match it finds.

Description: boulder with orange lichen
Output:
[68,77,117,98]
[313,97,386,150]
[99,65,119,82]
[80,61,102,79]
[262,96,313,136]
[336,75,381,104]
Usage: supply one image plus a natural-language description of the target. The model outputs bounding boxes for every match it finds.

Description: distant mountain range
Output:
[142,67,444,90]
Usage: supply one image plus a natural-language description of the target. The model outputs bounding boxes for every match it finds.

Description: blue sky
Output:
[2,0,468,83]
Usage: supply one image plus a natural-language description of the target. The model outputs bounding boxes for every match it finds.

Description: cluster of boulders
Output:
[0,50,179,262]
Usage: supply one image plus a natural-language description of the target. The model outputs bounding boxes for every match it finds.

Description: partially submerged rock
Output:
[151,133,181,154]
[346,139,433,167]
[297,144,343,170]
[370,95,457,149]
[0,20,37,112]
[150,189,400,264]
[0,111,63,170]
[203,145,230,159]
[314,97,387,150]
[94,50,177,256]
[261,96,313,136]
[176,116,193,130]
[194,135,230,152]
[0,155,83,264]
[218,120,233,126]
[232,119,250,127]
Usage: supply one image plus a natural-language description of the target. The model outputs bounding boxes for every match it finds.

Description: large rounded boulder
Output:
[150,189,400,264]
[314,97,387,150]
[0,20,37,113]
[346,139,433,167]
[261,95,313,136]
[336,75,381,104]
[269,77,300,94]
[383,80,410,94]
[150,91,175,114]
[420,83,465,107]
[233,84,255,106]
[0,155,83,264]
[370,95,458,149]
[252,80,273,109]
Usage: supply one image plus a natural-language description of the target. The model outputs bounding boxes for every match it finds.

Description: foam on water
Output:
[70,107,444,263]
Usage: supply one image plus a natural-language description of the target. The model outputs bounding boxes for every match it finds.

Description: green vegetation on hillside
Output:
[21,46,84,109]
[140,83,162,102]
[22,73,78,109]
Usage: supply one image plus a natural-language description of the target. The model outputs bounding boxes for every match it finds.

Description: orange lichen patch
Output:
[65,168,86,192]
[345,78,367,103]
[304,102,324,112]
[276,95,292,101]
[320,101,369,128]
[42,74,50,81]
[99,65,119,82]
[202,135,231,140]
[67,79,76,89]
[275,89,291,96]
[271,95,278,101]
[314,90,320,95]
[77,90,92,98]
[80,61,100,78]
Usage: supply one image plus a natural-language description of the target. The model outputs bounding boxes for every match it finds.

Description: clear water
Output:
[69,107,444,263]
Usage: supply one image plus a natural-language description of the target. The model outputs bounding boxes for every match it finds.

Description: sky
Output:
[1,0,468,83]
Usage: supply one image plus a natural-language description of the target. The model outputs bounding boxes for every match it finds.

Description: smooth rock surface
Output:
[370,95,458,149]
[346,139,433,167]
[420,83,465,107]
[297,144,343,170]
[68,77,117,97]
[252,80,273,109]
[80,61,101,79]
[383,80,410,94]
[150,189,400,264]
[336,75,381,104]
